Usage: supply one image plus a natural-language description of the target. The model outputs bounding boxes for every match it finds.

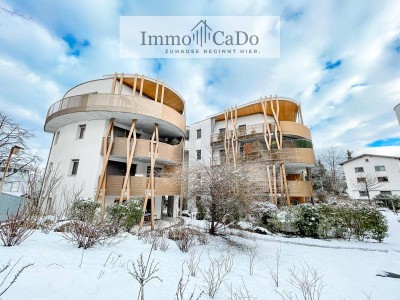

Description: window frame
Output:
[196,150,201,160]
[196,129,201,139]
[374,165,386,172]
[77,124,86,139]
[70,159,79,176]
[354,167,364,173]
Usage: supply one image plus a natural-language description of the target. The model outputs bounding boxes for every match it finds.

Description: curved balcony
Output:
[102,137,183,165]
[105,175,181,196]
[45,93,186,135]
[211,148,316,166]
[210,121,311,145]
[287,181,313,197]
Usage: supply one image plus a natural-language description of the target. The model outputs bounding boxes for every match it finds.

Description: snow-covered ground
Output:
[0,211,399,299]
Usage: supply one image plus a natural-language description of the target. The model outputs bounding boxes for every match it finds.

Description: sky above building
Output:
[0,0,399,162]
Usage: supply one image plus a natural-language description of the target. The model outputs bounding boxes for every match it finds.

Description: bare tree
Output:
[247,243,258,275]
[269,245,282,287]
[188,161,262,235]
[127,246,162,300]
[0,257,34,297]
[317,146,346,195]
[226,278,256,300]
[201,250,235,298]
[353,172,382,205]
[287,263,324,300]
[176,264,204,300]
[0,112,40,183]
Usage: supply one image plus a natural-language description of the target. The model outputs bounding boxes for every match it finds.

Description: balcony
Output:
[211,148,316,166]
[105,175,181,196]
[101,137,183,165]
[45,93,186,134]
[287,181,313,197]
[210,121,311,145]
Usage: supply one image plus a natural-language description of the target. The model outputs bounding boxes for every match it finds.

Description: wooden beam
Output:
[161,81,165,105]
[272,164,277,205]
[155,80,159,102]
[118,73,124,95]
[282,164,290,206]
[95,119,115,202]
[261,97,271,150]
[298,103,304,125]
[133,73,138,96]
[139,74,144,97]
[119,119,137,203]
[266,164,273,202]
[111,72,117,94]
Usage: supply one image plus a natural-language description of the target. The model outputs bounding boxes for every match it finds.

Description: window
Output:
[196,150,201,160]
[185,129,190,141]
[375,165,385,172]
[357,177,366,183]
[10,182,20,192]
[377,176,389,182]
[48,162,53,171]
[78,124,86,139]
[380,191,392,195]
[146,166,162,177]
[54,131,60,145]
[359,191,368,197]
[70,159,79,175]
[238,124,246,134]
[365,159,369,162]
[354,167,364,173]
[196,129,201,139]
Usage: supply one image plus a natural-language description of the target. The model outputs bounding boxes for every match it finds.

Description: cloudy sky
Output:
[0,0,399,162]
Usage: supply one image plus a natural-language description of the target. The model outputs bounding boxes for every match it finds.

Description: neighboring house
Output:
[44,73,185,222]
[340,154,400,199]
[0,165,30,196]
[394,103,400,126]
[186,96,316,205]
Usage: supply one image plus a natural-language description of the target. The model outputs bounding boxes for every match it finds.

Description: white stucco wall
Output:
[212,113,272,134]
[342,155,400,199]
[187,119,212,165]
[47,119,108,204]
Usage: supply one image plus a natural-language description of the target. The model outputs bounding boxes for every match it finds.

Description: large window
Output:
[196,129,201,139]
[377,176,389,182]
[70,159,79,175]
[354,167,364,173]
[359,191,368,197]
[78,124,86,139]
[375,165,386,171]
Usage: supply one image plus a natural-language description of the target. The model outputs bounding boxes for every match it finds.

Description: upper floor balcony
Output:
[210,121,312,145]
[45,93,186,136]
[101,137,183,165]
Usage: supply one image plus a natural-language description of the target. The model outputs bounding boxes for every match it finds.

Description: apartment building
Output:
[340,154,400,199]
[44,73,186,227]
[186,96,316,205]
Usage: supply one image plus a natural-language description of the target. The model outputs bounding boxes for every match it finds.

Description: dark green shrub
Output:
[70,200,100,222]
[106,199,143,232]
[295,204,320,238]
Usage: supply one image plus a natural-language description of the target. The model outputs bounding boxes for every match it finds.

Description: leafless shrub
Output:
[176,265,204,300]
[0,257,34,297]
[0,202,39,246]
[127,247,162,300]
[196,232,209,245]
[287,263,324,300]
[61,216,121,249]
[186,248,203,277]
[269,245,282,287]
[159,235,170,252]
[276,289,295,300]
[201,249,235,298]
[169,227,196,253]
[247,243,258,275]
[362,290,373,300]
[226,278,256,300]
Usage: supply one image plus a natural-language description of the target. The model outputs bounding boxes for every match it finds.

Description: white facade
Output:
[186,118,212,165]
[341,154,400,199]
[395,103,400,126]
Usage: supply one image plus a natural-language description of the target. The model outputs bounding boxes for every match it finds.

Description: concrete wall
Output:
[47,119,108,204]
[343,155,400,199]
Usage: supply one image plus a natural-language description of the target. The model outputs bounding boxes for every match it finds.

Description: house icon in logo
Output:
[191,19,212,47]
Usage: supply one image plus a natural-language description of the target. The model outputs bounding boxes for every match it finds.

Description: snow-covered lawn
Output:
[0,211,399,299]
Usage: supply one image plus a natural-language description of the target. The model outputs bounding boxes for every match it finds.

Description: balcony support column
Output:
[132,73,138,96]
[161,81,165,105]
[140,124,159,230]
[272,164,277,205]
[118,73,124,95]
[139,74,144,97]
[119,119,137,203]
[95,118,115,210]
[223,111,230,165]
[155,80,159,102]
[229,106,238,169]
[111,72,117,94]
[281,163,290,206]
[261,97,272,150]
[270,95,283,149]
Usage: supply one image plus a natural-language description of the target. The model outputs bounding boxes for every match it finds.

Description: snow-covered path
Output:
[0,211,399,300]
